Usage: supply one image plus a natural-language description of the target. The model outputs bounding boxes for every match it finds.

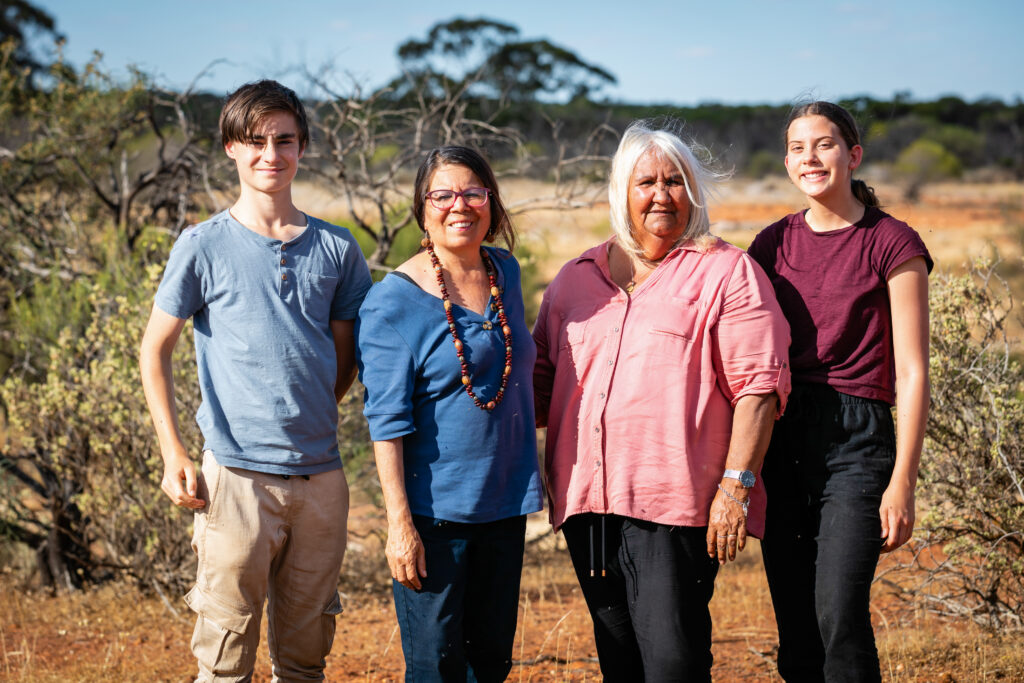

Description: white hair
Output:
[608,118,725,259]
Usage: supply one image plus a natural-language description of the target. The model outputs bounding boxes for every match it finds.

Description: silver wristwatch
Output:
[722,468,756,488]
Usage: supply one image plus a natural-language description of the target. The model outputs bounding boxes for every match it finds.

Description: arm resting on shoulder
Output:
[139,305,204,509]
[330,318,358,403]
[374,438,427,590]
[881,256,930,552]
[706,392,778,564]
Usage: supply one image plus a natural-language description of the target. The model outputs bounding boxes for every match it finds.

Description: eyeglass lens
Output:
[427,188,489,209]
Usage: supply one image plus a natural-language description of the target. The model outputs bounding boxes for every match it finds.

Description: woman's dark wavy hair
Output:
[786,101,879,208]
[412,146,516,251]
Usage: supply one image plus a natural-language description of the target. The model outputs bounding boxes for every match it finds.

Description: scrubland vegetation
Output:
[2,3,1023,680]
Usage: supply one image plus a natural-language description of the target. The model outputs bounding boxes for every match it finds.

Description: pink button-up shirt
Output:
[533,237,791,537]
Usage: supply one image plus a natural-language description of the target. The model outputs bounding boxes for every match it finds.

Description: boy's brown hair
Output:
[219,79,309,150]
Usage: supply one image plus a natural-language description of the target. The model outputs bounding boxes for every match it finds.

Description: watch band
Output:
[722,468,756,488]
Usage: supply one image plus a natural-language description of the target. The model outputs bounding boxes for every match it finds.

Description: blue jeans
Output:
[392,514,526,683]
[561,514,719,682]
[761,384,896,683]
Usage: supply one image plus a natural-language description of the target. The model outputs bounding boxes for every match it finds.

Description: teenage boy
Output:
[140,79,371,681]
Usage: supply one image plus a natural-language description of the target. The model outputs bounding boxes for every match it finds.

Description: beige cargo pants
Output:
[186,451,348,682]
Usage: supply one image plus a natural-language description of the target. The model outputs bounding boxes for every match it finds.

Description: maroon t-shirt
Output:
[748,206,932,404]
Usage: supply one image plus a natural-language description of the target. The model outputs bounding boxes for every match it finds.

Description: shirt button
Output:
[599,392,606,399]
[594,426,600,433]
[281,244,287,250]
[281,273,288,281]
[607,360,613,366]
[613,327,619,332]
[280,258,286,265]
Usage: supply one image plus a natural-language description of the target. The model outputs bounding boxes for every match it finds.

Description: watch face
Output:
[740,470,756,487]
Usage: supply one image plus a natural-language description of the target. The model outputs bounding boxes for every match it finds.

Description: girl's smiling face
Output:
[784,115,863,202]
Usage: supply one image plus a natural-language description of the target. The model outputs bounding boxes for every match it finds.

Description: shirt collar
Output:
[571,236,708,267]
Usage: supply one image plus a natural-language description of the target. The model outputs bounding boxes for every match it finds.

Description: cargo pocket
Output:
[185,585,254,676]
[320,592,344,659]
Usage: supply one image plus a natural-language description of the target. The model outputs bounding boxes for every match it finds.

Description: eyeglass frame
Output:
[423,187,491,210]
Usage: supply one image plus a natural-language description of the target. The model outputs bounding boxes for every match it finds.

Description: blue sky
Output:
[34,0,1023,105]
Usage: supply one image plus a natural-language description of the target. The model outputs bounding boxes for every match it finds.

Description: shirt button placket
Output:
[278,244,289,296]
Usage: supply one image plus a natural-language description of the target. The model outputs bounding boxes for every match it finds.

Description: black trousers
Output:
[561,514,719,683]
[761,384,896,683]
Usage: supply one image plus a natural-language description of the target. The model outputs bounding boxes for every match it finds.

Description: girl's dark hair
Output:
[220,79,310,150]
[412,146,516,251]
[786,101,879,208]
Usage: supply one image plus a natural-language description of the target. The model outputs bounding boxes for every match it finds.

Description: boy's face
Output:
[224,110,305,196]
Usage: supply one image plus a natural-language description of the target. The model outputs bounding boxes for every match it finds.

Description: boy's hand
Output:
[162,452,206,509]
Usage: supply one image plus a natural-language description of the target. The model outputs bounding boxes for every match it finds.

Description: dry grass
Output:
[3,535,1024,681]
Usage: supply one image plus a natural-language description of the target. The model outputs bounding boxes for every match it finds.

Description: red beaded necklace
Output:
[424,238,513,412]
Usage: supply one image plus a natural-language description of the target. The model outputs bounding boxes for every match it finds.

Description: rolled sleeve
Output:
[531,294,554,427]
[712,253,792,415]
[356,300,417,441]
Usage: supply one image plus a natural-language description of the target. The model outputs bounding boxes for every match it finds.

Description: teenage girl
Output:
[748,101,931,683]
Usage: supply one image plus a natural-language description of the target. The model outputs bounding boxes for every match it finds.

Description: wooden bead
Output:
[426,243,512,413]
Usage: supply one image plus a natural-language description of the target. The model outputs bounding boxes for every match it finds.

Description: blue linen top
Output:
[154,210,372,475]
[356,247,544,523]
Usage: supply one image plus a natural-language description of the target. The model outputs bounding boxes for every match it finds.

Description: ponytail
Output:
[851,178,879,208]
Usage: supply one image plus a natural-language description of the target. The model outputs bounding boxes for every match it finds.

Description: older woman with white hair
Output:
[533,118,791,681]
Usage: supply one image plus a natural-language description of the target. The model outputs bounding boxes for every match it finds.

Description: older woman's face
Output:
[627,148,691,253]
[423,163,492,256]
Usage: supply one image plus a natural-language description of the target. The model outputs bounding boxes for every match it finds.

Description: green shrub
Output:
[883,259,1024,630]
[1,265,201,592]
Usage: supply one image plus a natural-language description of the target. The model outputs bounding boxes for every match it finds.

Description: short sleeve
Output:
[874,220,933,279]
[154,228,206,320]
[711,252,792,414]
[329,234,373,320]
[355,288,417,441]
[746,225,777,277]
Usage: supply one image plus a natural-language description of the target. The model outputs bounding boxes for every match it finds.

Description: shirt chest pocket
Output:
[301,272,339,319]
[557,304,599,349]
[650,298,703,343]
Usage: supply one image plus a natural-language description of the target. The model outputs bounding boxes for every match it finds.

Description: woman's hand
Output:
[373,437,427,589]
[386,517,428,590]
[879,480,915,553]
[706,480,749,564]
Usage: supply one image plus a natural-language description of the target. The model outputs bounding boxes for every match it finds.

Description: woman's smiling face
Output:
[422,163,492,256]
[784,114,863,201]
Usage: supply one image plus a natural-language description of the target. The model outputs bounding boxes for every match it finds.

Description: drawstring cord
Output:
[589,516,607,578]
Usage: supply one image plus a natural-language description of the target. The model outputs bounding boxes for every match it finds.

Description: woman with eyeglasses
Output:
[533,119,791,681]
[356,146,543,682]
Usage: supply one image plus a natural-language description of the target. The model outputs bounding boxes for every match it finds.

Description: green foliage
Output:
[895,138,962,199]
[1,264,201,591]
[0,1,62,82]
[892,260,1024,630]
[395,17,615,103]
[745,149,784,179]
